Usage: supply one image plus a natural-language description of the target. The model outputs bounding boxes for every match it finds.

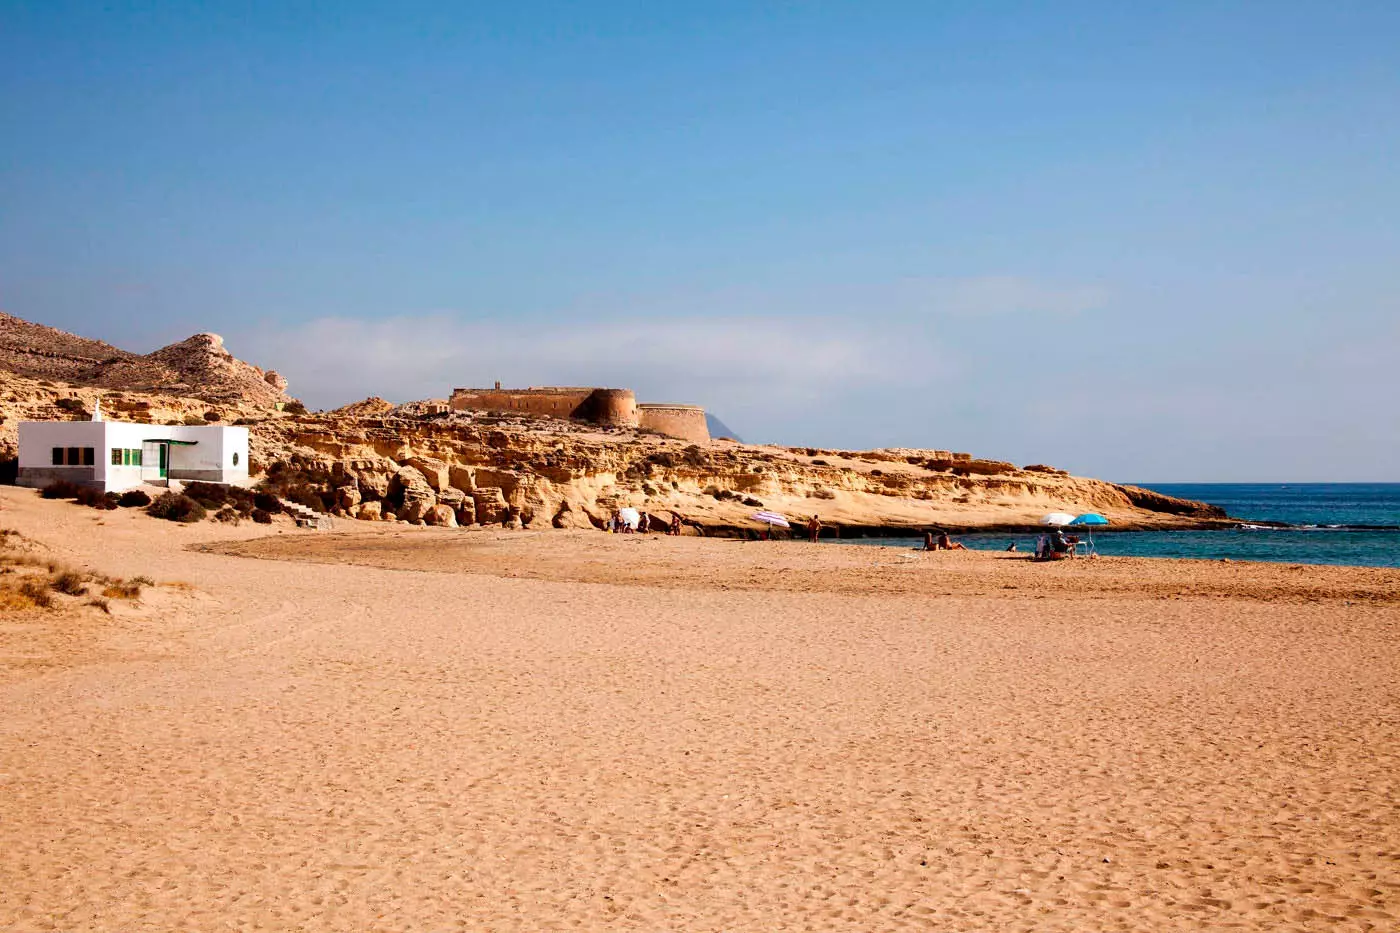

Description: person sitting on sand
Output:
[1049,529,1078,558]
[923,531,937,551]
[1006,541,1018,552]
[938,532,966,551]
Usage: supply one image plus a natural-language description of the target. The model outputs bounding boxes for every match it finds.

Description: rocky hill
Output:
[0,312,1228,534]
[0,313,288,407]
[244,403,1228,535]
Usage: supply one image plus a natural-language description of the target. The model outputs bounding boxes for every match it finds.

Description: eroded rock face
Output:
[406,456,451,492]
[235,401,1233,535]
[471,487,509,525]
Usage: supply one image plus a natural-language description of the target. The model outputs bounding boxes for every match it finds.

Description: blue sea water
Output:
[844,483,1400,569]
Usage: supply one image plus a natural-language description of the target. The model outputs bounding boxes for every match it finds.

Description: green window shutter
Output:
[134,449,143,466]
[111,448,122,465]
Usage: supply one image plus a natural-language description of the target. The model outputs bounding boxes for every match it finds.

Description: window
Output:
[111,448,122,466]
[53,447,64,466]
[132,449,142,467]
[67,447,79,466]
[232,452,239,467]
[82,447,94,466]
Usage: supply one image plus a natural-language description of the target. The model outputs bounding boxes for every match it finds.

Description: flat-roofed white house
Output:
[17,402,249,493]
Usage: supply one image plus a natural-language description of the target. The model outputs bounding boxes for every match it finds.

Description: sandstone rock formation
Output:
[0,310,1230,535]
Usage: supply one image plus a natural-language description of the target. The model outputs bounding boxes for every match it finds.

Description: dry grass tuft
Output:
[48,569,87,596]
[88,597,111,614]
[102,580,143,600]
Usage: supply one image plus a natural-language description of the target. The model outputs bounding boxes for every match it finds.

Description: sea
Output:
[844,483,1400,569]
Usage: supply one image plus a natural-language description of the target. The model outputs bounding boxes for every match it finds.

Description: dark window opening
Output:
[53,447,64,466]
[66,447,80,466]
[82,447,94,466]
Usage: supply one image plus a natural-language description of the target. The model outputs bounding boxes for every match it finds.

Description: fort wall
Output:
[449,387,605,421]
[450,385,708,443]
[638,404,710,445]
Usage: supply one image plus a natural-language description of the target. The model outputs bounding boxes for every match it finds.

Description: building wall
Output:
[638,404,711,444]
[17,421,249,492]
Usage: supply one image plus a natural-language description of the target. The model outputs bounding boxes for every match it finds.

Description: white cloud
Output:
[233,313,914,417]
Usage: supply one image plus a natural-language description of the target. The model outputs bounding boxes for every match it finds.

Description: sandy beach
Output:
[2,485,1398,931]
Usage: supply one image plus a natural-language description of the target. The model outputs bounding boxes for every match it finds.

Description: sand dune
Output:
[1,488,1397,931]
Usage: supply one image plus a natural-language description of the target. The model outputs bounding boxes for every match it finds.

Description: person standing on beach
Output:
[807,514,822,543]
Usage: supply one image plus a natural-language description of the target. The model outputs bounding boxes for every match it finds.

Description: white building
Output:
[17,402,250,493]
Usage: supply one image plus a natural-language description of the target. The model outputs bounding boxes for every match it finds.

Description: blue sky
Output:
[2,1,1397,481]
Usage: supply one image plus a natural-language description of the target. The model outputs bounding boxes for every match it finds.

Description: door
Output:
[158,443,167,479]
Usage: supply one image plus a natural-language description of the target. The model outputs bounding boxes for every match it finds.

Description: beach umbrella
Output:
[751,510,791,529]
[1040,512,1075,526]
[1069,512,1108,556]
[617,507,640,530]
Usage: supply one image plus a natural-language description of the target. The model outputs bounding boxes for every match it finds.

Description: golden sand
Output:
[1,487,1397,931]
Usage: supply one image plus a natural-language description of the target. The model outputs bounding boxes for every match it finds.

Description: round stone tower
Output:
[582,388,638,427]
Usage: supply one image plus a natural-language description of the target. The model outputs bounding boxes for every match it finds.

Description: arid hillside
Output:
[0,312,288,407]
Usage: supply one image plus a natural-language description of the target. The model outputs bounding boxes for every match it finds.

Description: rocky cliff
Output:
[0,312,1228,534]
[244,403,1228,535]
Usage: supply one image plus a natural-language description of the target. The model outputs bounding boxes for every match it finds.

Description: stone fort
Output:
[449,384,711,444]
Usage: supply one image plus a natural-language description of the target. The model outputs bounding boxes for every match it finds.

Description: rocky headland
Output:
[0,312,1228,534]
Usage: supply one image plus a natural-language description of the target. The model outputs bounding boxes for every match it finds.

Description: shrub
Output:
[18,578,53,608]
[811,459,829,466]
[741,496,764,507]
[102,580,143,599]
[147,492,207,523]
[250,508,273,524]
[41,480,81,499]
[183,481,230,507]
[252,492,283,513]
[203,410,221,422]
[213,507,241,524]
[56,397,87,414]
[283,400,308,415]
[74,487,118,509]
[89,598,111,613]
[49,569,87,596]
[117,490,151,508]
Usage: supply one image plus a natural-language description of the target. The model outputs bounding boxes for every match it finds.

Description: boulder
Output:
[456,499,477,526]
[392,465,437,521]
[405,457,451,492]
[336,484,361,511]
[471,486,509,524]
[339,457,395,499]
[436,486,468,509]
[356,501,382,522]
[425,504,458,528]
[380,508,397,522]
